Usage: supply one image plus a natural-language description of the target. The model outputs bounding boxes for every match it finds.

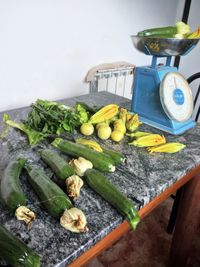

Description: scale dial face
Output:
[160,72,193,122]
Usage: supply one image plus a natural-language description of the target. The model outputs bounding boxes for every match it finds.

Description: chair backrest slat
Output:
[195,106,200,122]
[187,72,200,122]
[194,84,200,108]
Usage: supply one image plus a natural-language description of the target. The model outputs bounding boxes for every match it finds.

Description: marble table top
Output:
[0,92,200,267]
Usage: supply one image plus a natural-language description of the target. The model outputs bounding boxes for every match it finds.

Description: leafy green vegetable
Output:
[3,114,45,144]
[0,114,9,139]
[75,103,89,124]
[1,100,93,144]
[24,99,89,136]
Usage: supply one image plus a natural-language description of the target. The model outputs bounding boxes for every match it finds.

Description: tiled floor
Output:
[86,198,200,267]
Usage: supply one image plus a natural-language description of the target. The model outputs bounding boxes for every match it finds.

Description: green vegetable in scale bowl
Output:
[137,21,190,38]
[137,21,200,39]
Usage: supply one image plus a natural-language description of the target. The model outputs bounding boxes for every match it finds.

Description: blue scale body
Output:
[131,56,196,135]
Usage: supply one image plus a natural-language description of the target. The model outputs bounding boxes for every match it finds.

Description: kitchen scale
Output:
[130,36,200,135]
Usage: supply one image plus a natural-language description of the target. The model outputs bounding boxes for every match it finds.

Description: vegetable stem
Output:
[126,212,140,230]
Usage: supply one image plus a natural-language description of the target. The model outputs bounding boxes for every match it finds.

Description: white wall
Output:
[0,0,179,111]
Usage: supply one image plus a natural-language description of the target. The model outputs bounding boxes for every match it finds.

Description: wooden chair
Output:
[167,72,200,234]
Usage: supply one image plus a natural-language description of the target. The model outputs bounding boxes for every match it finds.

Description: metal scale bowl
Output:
[130,36,200,135]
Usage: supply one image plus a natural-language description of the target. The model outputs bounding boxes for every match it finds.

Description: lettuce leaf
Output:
[3,114,45,144]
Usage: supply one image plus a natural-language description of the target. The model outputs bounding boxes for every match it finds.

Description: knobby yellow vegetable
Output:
[147,142,186,154]
[126,114,142,132]
[97,124,112,140]
[119,108,127,123]
[111,130,124,142]
[113,119,126,134]
[96,122,107,131]
[89,104,119,124]
[80,123,94,136]
[129,134,166,147]
[75,138,103,152]
[111,108,127,142]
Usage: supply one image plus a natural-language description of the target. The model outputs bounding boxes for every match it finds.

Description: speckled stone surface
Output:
[0,91,200,267]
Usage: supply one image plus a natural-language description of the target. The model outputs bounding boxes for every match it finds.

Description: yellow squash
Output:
[126,114,142,132]
[129,134,166,147]
[75,138,103,152]
[147,142,186,153]
[89,104,119,124]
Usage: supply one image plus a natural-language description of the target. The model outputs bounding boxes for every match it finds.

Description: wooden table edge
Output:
[67,164,200,267]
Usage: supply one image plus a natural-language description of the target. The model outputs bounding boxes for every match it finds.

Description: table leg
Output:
[169,174,200,267]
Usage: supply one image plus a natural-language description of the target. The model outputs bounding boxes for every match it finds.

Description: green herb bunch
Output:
[24,99,89,135]
[2,99,90,144]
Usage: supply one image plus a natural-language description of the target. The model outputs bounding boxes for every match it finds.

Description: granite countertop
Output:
[0,91,200,267]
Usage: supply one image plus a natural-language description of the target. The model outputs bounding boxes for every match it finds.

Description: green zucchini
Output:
[24,163,88,233]
[52,138,116,172]
[84,169,140,230]
[24,163,73,218]
[137,26,177,37]
[140,33,180,38]
[0,158,26,212]
[0,158,35,226]
[0,223,41,267]
[103,148,125,165]
[137,22,190,38]
[39,148,74,181]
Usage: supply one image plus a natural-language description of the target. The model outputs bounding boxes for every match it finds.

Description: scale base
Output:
[131,56,196,135]
[139,115,196,135]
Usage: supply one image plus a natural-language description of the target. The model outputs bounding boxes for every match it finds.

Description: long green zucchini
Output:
[39,148,75,181]
[84,169,140,230]
[0,158,26,212]
[52,138,116,172]
[75,138,125,165]
[137,26,177,37]
[137,22,190,38]
[24,163,73,218]
[24,163,87,232]
[0,223,41,267]
[0,158,35,226]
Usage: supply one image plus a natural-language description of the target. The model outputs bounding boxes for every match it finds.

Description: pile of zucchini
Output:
[51,137,140,229]
[0,137,140,266]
